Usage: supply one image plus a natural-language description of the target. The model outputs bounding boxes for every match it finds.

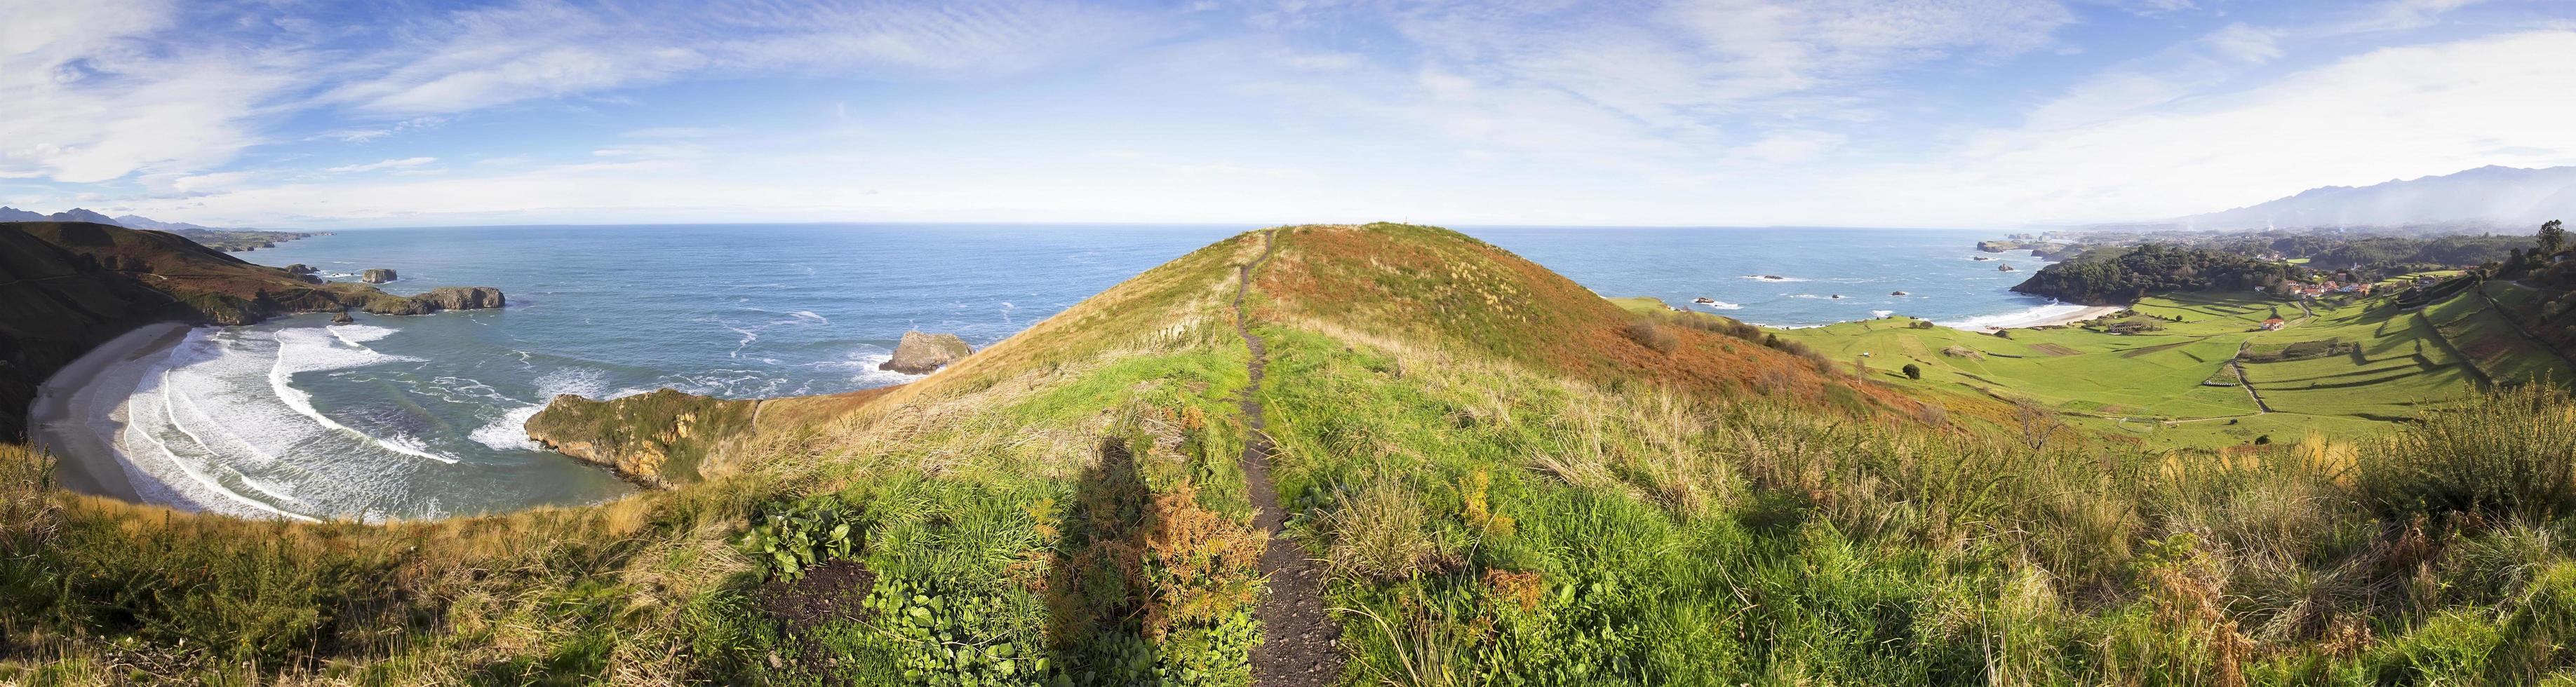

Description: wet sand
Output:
[29,322,190,501]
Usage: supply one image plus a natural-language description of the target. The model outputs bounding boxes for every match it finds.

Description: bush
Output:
[1900,363,1921,380]
[1622,319,1678,353]
[2359,384,2576,519]
[1328,475,1434,581]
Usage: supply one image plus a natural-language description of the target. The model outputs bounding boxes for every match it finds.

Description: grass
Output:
[14,223,2576,684]
[1754,278,2565,449]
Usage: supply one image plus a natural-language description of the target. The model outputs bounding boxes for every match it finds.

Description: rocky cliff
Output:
[880,331,973,373]
[358,287,506,315]
[522,389,758,488]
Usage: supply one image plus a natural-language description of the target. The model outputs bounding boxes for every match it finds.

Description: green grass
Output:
[1762,283,2558,449]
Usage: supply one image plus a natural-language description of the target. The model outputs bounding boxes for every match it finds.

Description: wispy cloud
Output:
[322,0,1171,116]
[0,0,302,183]
[326,157,438,173]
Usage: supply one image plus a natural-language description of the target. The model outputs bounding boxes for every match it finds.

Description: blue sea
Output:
[67,224,2067,520]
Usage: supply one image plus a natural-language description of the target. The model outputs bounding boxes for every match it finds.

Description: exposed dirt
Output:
[754,560,878,633]
[1233,229,1346,687]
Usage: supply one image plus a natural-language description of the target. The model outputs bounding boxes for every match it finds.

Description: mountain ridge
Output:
[2169,164,2576,230]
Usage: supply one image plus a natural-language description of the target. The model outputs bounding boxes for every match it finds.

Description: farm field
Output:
[1659,280,2568,449]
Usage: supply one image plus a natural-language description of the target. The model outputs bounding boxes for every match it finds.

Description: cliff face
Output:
[523,389,758,488]
[358,287,506,315]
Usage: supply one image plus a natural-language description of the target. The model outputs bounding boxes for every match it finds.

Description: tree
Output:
[1901,363,1922,380]
[2542,219,2567,258]
[2013,397,2063,453]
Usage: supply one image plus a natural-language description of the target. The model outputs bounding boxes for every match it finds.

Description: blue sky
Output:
[4,0,2573,229]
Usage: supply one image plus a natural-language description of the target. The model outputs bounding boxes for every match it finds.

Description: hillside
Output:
[9,224,2576,684]
[0,208,317,251]
[2176,164,2576,230]
[0,222,505,440]
[1770,270,2572,449]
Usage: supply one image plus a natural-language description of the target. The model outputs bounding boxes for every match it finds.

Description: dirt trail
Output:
[2232,360,2273,413]
[1232,229,1344,686]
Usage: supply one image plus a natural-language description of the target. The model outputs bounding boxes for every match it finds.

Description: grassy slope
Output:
[14,224,2576,684]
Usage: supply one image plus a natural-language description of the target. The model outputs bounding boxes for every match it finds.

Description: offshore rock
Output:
[361,268,397,283]
[880,331,973,374]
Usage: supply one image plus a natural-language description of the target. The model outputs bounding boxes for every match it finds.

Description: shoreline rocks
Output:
[523,389,757,489]
[358,286,506,315]
[361,268,396,283]
[880,331,973,374]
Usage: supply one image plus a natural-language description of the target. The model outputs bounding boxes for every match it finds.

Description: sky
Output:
[4,0,2574,229]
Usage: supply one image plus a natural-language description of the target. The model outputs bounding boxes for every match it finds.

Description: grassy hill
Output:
[11,224,2576,684]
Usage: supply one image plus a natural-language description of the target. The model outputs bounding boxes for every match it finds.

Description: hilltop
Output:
[6,224,2576,685]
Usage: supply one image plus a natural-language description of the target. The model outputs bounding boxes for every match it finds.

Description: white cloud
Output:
[1738,130,1846,163]
[325,0,1169,116]
[1828,30,2576,225]
[0,0,297,183]
[326,157,438,173]
[2202,23,2285,64]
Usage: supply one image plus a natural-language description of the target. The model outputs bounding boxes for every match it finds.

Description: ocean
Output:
[42,224,2070,520]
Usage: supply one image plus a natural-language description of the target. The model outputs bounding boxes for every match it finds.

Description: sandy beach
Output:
[1944,304,2122,332]
[29,322,191,501]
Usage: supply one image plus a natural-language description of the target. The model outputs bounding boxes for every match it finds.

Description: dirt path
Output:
[2231,360,2272,413]
[1232,229,1343,687]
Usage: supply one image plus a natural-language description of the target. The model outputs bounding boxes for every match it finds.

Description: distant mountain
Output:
[0,207,42,222]
[2173,165,2576,231]
[46,208,119,224]
[110,213,216,231]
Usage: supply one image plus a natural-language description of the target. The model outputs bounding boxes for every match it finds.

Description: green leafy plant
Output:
[740,496,865,581]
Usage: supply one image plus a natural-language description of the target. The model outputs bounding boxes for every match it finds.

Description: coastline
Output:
[29,322,191,502]
[1947,304,2121,332]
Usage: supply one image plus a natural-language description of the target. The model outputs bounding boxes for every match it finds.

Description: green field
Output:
[1652,280,2573,449]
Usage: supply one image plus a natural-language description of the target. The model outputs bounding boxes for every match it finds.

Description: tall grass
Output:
[2359,383,2576,519]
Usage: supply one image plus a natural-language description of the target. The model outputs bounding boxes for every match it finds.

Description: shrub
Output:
[1623,319,1677,353]
[1329,475,1434,581]
[739,495,864,581]
[1900,363,1921,380]
[2358,384,2576,519]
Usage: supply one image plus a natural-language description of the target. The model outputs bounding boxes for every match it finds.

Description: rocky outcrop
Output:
[523,389,757,488]
[880,331,973,374]
[417,286,504,310]
[362,268,396,283]
[332,311,355,324]
[358,287,507,315]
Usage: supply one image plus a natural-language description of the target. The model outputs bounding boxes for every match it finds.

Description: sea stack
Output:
[362,268,397,283]
[360,286,508,315]
[880,331,973,374]
[332,311,355,324]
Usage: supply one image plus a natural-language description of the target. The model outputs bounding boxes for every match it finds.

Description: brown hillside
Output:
[1254,223,1926,414]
